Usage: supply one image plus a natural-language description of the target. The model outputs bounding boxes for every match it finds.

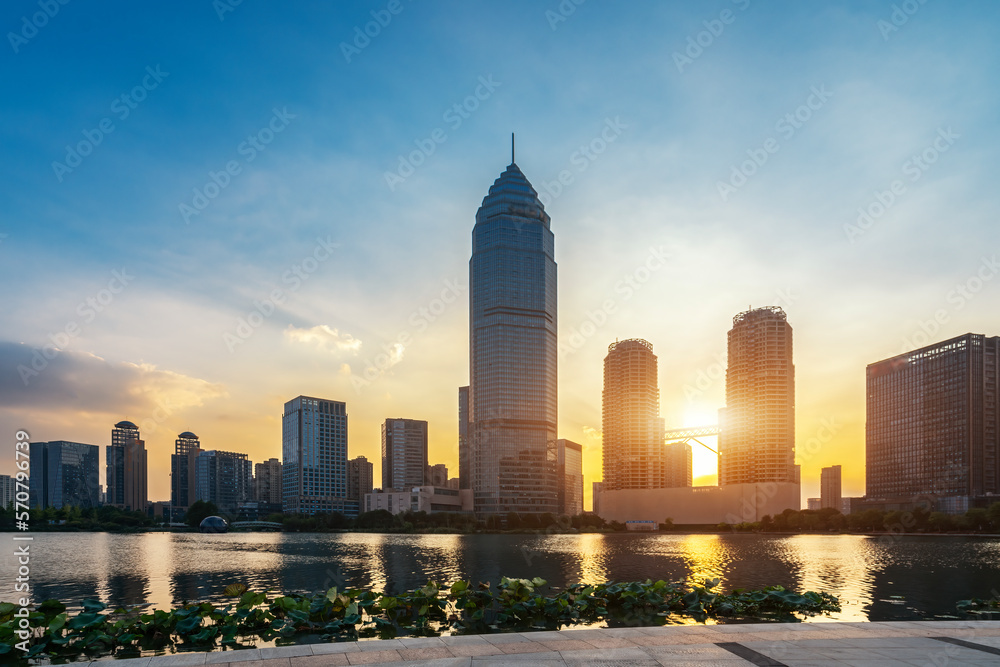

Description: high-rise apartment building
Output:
[458,386,470,490]
[468,156,558,515]
[866,333,999,513]
[556,439,583,516]
[719,307,796,485]
[664,442,693,488]
[346,456,373,501]
[254,458,283,505]
[107,420,147,512]
[282,396,350,515]
[0,475,14,509]
[592,481,603,516]
[28,441,99,509]
[170,431,201,512]
[427,463,449,488]
[602,339,666,490]
[820,465,842,510]
[195,450,252,514]
[382,419,428,490]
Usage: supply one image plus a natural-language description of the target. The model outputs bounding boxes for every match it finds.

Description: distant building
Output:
[382,418,428,490]
[664,442,693,488]
[346,456,373,501]
[458,386,470,490]
[28,441,100,509]
[427,463,449,488]
[254,457,283,505]
[364,486,472,515]
[602,339,666,491]
[807,497,821,511]
[592,481,603,516]
[597,483,801,525]
[446,477,460,490]
[282,396,351,515]
[866,333,1000,513]
[556,439,583,516]
[821,465,842,510]
[107,420,148,512]
[719,307,796,486]
[468,160,558,516]
[841,497,863,515]
[195,450,252,515]
[171,431,201,513]
[0,474,14,509]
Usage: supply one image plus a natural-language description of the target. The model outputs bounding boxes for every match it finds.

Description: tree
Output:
[356,509,395,530]
[987,502,1000,531]
[186,500,220,528]
[964,508,989,532]
[928,512,953,532]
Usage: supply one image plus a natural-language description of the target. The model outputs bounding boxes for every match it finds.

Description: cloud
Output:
[0,342,227,414]
[284,324,362,354]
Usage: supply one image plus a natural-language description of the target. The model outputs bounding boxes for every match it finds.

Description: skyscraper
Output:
[469,154,558,515]
[866,333,999,513]
[664,442,693,488]
[171,431,201,512]
[427,463,449,488]
[282,396,350,515]
[107,420,147,512]
[28,441,99,509]
[719,307,796,486]
[556,439,583,516]
[458,386,470,490]
[346,456,373,501]
[820,465,842,510]
[381,418,428,490]
[602,339,666,490]
[254,457,283,505]
[195,450,253,515]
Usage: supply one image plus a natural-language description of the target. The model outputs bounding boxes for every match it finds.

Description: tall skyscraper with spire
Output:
[467,143,558,515]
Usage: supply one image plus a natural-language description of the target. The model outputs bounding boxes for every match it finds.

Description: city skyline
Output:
[3,2,1000,509]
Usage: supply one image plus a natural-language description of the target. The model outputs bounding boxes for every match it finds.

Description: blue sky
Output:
[2,0,999,505]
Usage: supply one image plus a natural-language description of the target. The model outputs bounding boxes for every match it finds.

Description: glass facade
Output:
[469,162,558,515]
[29,441,100,509]
[194,450,252,515]
[556,439,583,516]
[282,395,349,514]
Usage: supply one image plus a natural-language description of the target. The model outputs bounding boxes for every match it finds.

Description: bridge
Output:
[663,425,720,454]
[229,521,283,531]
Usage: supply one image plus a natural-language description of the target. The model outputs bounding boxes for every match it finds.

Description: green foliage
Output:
[0,578,841,661]
[185,500,220,528]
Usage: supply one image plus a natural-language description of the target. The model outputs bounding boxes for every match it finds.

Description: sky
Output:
[1,1,998,509]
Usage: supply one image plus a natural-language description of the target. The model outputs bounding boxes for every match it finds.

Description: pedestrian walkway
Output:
[80,620,1000,666]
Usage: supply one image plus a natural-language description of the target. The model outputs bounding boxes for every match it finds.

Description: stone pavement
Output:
[82,620,1000,666]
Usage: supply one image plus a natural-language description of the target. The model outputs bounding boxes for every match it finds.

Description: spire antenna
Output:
[511,132,515,164]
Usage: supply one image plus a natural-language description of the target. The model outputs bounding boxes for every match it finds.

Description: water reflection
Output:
[6,532,998,622]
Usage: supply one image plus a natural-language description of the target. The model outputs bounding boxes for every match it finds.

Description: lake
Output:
[7,532,1000,622]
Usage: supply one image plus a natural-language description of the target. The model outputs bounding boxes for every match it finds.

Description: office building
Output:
[458,386,470,489]
[592,481,603,516]
[107,420,147,512]
[282,395,351,515]
[556,439,583,516]
[0,474,14,509]
[254,457,283,505]
[346,456,373,501]
[382,418,428,490]
[364,486,473,515]
[866,333,1000,513]
[821,465,842,510]
[427,463,449,488]
[195,450,253,514]
[719,307,796,485]
[28,441,99,509]
[602,339,666,490]
[664,441,693,488]
[807,498,822,511]
[170,431,201,512]
[469,155,558,515]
